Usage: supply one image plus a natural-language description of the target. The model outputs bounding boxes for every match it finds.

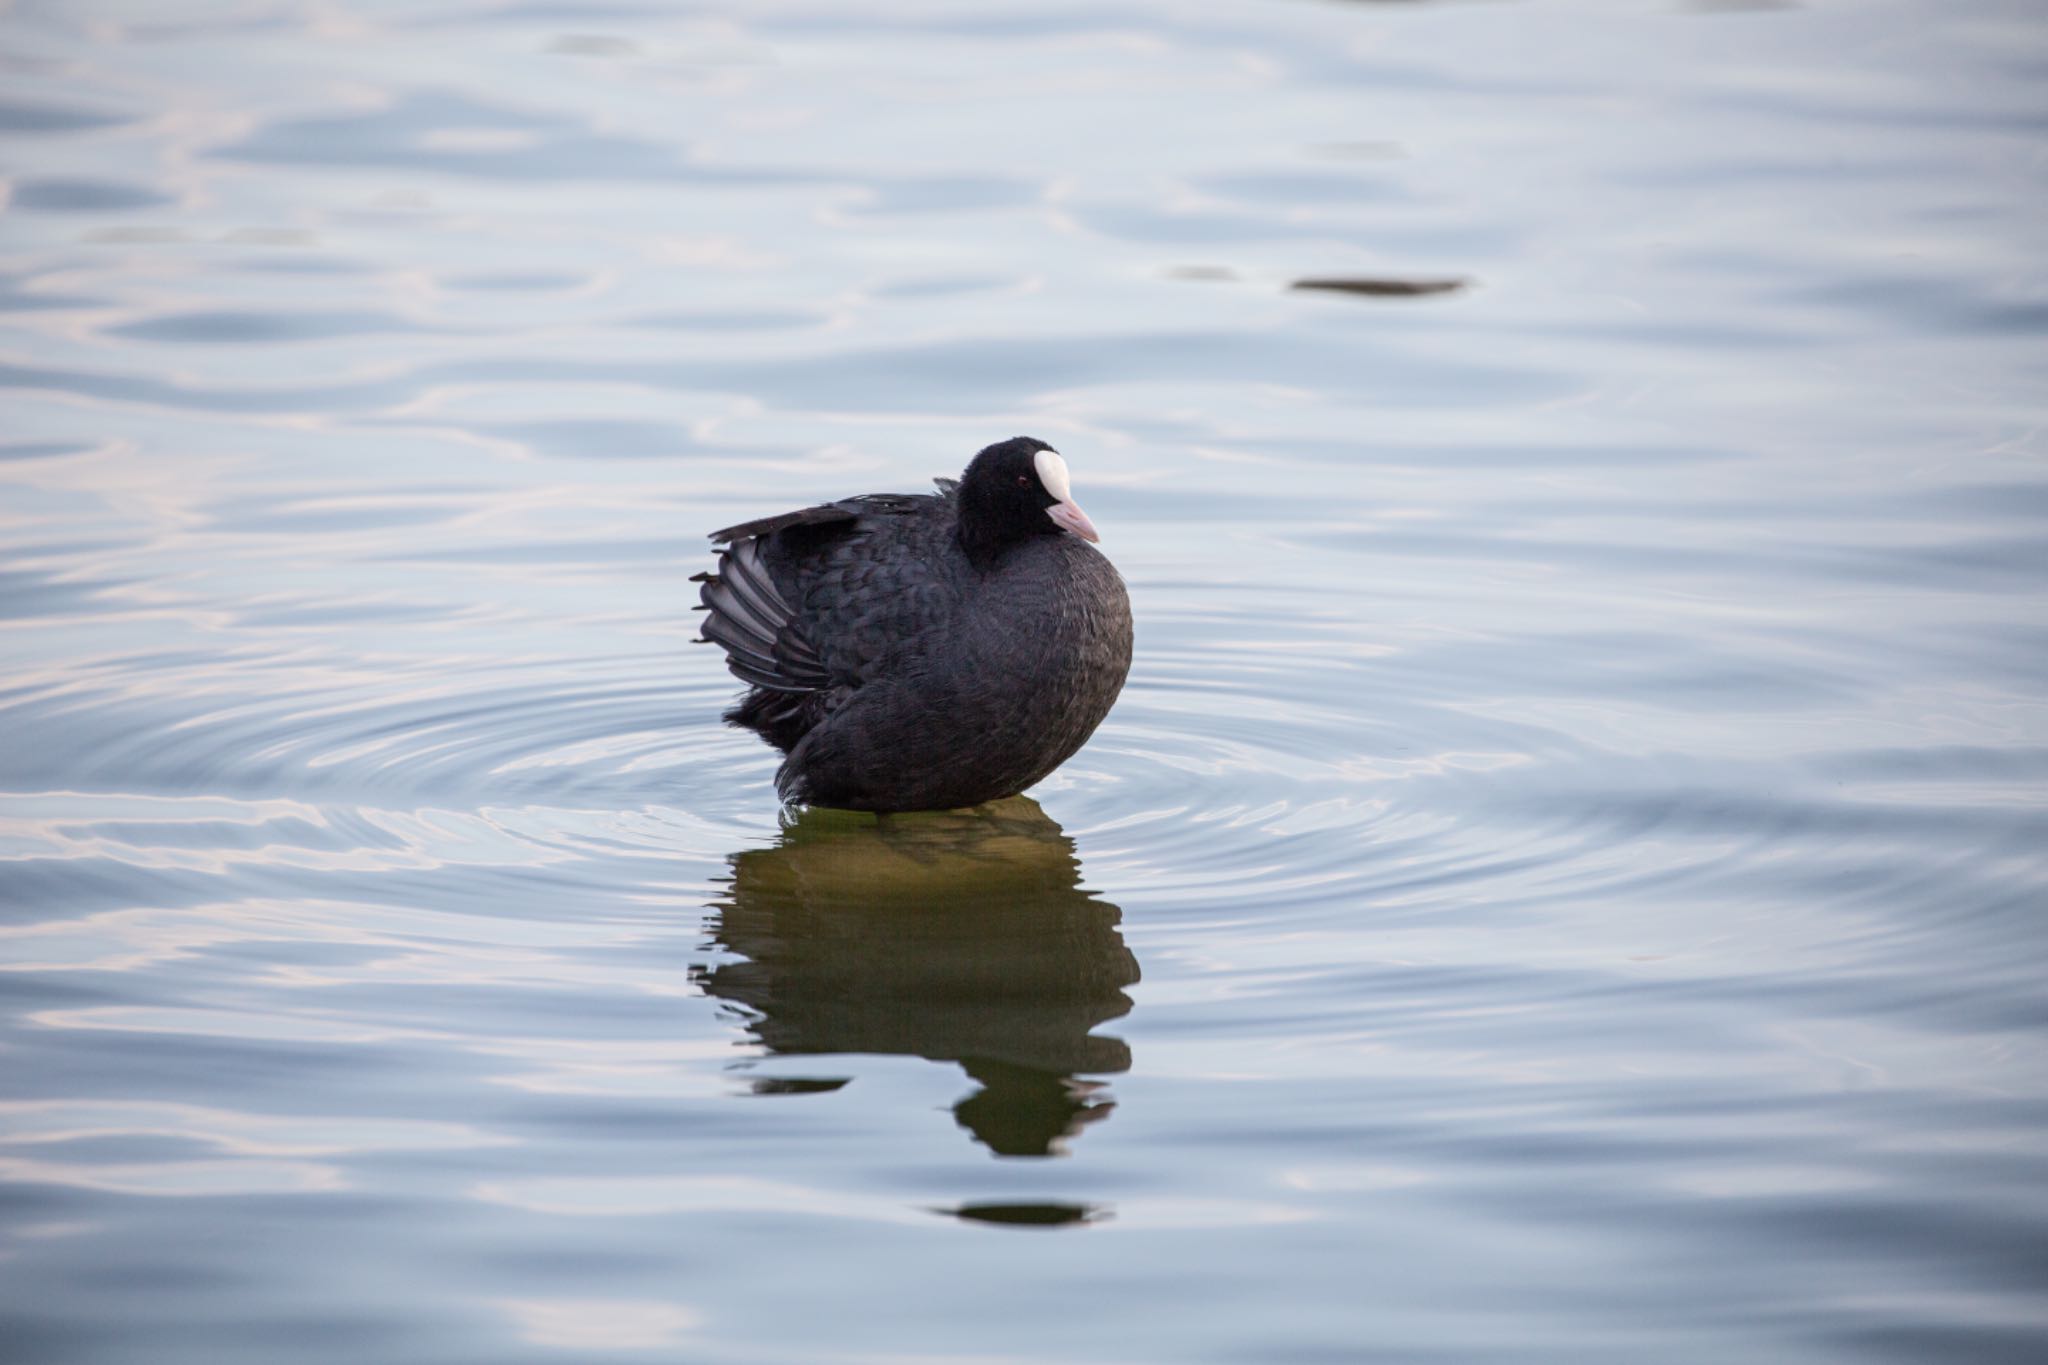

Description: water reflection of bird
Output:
[693,797,1138,1157]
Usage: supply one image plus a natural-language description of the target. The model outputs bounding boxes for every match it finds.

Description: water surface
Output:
[3,1,2046,1361]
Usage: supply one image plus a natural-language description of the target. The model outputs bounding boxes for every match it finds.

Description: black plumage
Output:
[695,437,1133,811]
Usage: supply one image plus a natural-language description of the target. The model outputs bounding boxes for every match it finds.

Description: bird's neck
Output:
[956,519,1009,573]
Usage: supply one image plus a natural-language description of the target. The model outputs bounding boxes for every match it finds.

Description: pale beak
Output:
[1046,498,1100,543]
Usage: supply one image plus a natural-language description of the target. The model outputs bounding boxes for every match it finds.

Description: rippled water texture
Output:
[4,1,2047,1361]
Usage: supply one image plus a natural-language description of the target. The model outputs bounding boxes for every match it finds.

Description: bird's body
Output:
[696,438,1132,812]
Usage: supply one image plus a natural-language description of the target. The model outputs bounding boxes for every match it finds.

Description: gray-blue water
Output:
[3,2,2046,1361]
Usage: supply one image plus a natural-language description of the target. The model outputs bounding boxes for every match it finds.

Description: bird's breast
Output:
[953,541,1130,713]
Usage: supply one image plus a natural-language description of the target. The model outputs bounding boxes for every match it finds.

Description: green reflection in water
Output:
[696,797,1138,1158]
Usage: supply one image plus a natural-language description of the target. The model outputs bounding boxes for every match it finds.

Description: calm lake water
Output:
[4,1,2046,1361]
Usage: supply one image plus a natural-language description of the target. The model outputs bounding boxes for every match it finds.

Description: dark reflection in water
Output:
[942,1201,1109,1229]
[695,798,1138,1158]
[1291,275,1469,298]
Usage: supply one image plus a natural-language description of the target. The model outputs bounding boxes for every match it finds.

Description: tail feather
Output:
[696,544,826,683]
[723,685,819,756]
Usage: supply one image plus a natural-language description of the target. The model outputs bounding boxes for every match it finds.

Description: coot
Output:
[695,437,1132,811]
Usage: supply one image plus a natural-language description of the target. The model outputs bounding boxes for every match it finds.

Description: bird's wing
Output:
[693,535,832,693]
[708,502,853,545]
[697,492,940,693]
[709,493,927,545]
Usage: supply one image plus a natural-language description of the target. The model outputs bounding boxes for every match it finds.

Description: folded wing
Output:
[697,489,946,697]
[692,535,831,693]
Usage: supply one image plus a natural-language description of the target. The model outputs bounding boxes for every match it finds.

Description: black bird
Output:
[695,436,1133,811]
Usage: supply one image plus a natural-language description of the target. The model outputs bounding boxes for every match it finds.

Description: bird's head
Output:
[956,436,1100,568]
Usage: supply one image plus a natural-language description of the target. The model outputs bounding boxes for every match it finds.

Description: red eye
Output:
[1016,474,1031,488]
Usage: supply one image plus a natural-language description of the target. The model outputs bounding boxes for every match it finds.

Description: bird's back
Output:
[761,493,972,690]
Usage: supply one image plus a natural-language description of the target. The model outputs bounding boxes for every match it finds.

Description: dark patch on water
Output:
[941,1202,1106,1228]
[10,178,174,213]
[1291,275,1468,297]
[0,99,135,134]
